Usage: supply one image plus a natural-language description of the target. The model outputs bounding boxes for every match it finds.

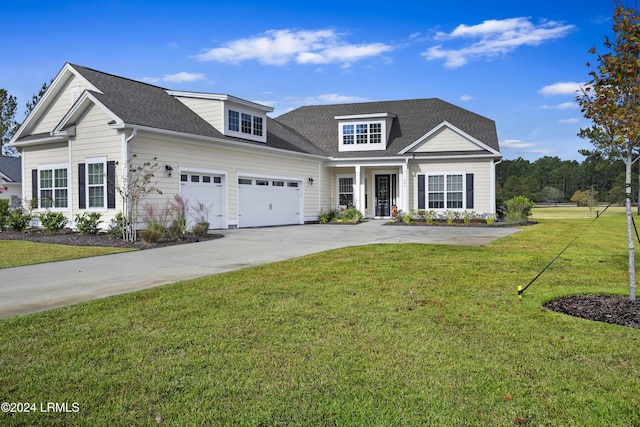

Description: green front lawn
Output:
[1,214,639,426]
[0,241,134,269]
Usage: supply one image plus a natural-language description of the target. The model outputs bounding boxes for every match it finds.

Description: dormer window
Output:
[335,113,396,152]
[227,109,265,139]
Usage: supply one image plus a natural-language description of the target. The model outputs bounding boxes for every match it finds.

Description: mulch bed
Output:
[544,294,640,329]
[0,229,223,250]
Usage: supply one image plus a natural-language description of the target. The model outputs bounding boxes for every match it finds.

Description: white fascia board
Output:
[118,123,328,161]
[166,90,274,113]
[410,153,503,161]
[9,135,67,148]
[334,112,397,120]
[399,120,501,156]
[326,156,411,167]
[55,91,123,133]
[10,63,101,144]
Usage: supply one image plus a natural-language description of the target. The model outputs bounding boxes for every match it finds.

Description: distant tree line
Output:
[496,152,635,205]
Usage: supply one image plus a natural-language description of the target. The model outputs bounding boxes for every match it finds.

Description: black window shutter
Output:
[31,169,38,205]
[418,175,425,209]
[78,163,86,209]
[107,161,116,209]
[466,173,474,209]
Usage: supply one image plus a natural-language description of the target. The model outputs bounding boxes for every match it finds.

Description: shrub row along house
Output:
[9,63,502,230]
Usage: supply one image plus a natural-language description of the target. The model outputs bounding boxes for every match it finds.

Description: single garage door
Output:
[180,172,225,229]
[238,178,301,227]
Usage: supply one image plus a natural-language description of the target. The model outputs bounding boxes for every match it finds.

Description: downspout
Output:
[123,128,136,218]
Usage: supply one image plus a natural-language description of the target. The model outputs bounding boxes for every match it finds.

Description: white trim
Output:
[166,91,274,112]
[85,156,108,211]
[179,166,229,230]
[399,121,501,156]
[9,63,100,144]
[334,112,396,120]
[54,91,123,134]
[237,171,303,182]
[36,162,70,211]
[420,170,467,211]
[109,124,327,161]
[9,135,66,148]
[336,173,356,209]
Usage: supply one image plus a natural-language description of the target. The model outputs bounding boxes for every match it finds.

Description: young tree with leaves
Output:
[0,89,18,156]
[576,1,640,301]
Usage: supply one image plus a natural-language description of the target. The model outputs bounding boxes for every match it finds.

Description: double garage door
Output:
[181,172,302,229]
[238,177,301,228]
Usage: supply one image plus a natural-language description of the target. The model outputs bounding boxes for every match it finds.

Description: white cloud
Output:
[542,102,578,110]
[162,72,206,83]
[194,29,393,66]
[500,139,537,149]
[460,94,473,101]
[423,17,575,68]
[538,81,584,96]
[558,118,579,123]
[142,72,206,84]
[501,139,550,155]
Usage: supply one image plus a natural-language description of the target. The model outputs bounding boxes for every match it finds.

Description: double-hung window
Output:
[229,110,239,132]
[423,173,465,210]
[39,166,68,208]
[86,158,106,209]
[253,116,263,136]
[241,113,252,134]
[338,176,354,207]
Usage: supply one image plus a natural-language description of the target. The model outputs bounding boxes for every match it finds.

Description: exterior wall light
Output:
[165,164,173,176]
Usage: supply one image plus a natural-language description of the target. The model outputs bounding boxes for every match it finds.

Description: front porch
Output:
[329,160,410,218]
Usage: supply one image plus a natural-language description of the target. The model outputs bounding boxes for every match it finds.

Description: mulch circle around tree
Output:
[0,229,223,250]
[544,294,640,329]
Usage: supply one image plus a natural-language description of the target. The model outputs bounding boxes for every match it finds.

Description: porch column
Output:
[402,161,409,213]
[354,165,362,212]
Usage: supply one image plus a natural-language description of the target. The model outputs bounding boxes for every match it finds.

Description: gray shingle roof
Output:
[0,156,21,182]
[33,65,498,160]
[70,64,323,156]
[274,98,500,158]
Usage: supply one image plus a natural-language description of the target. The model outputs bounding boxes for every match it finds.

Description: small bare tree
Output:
[112,156,162,242]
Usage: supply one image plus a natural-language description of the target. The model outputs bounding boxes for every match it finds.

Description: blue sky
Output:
[1,0,618,161]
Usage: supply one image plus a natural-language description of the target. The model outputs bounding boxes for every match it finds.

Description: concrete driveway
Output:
[0,220,518,319]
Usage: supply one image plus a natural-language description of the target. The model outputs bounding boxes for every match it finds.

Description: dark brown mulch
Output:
[544,294,640,329]
[0,229,223,250]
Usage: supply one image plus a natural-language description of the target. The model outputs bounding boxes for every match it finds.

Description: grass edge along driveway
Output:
[1,211,639,426]
[0,240,134,269]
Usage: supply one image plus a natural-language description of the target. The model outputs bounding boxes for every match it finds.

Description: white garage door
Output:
[238,178,302,227]
[180,172,225,229]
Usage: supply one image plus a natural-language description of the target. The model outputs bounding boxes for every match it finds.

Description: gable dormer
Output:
[334,112,396,152]
[168,91,273,143]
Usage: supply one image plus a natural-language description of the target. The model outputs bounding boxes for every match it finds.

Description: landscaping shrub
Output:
[75,212,103,235]
[192,221,209,237]
[108,212,125,238]
[168,195,188,240]
[504,195,535,224]
[318,208,363,224]
[7,208,32,232]
[139,222,166,244]
[318,209,340,224]
[340,207,363,224]
[39,211,68,233]
[0,199,9,230]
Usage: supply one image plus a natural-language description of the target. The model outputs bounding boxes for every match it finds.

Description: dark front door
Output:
[375,174,391,216]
